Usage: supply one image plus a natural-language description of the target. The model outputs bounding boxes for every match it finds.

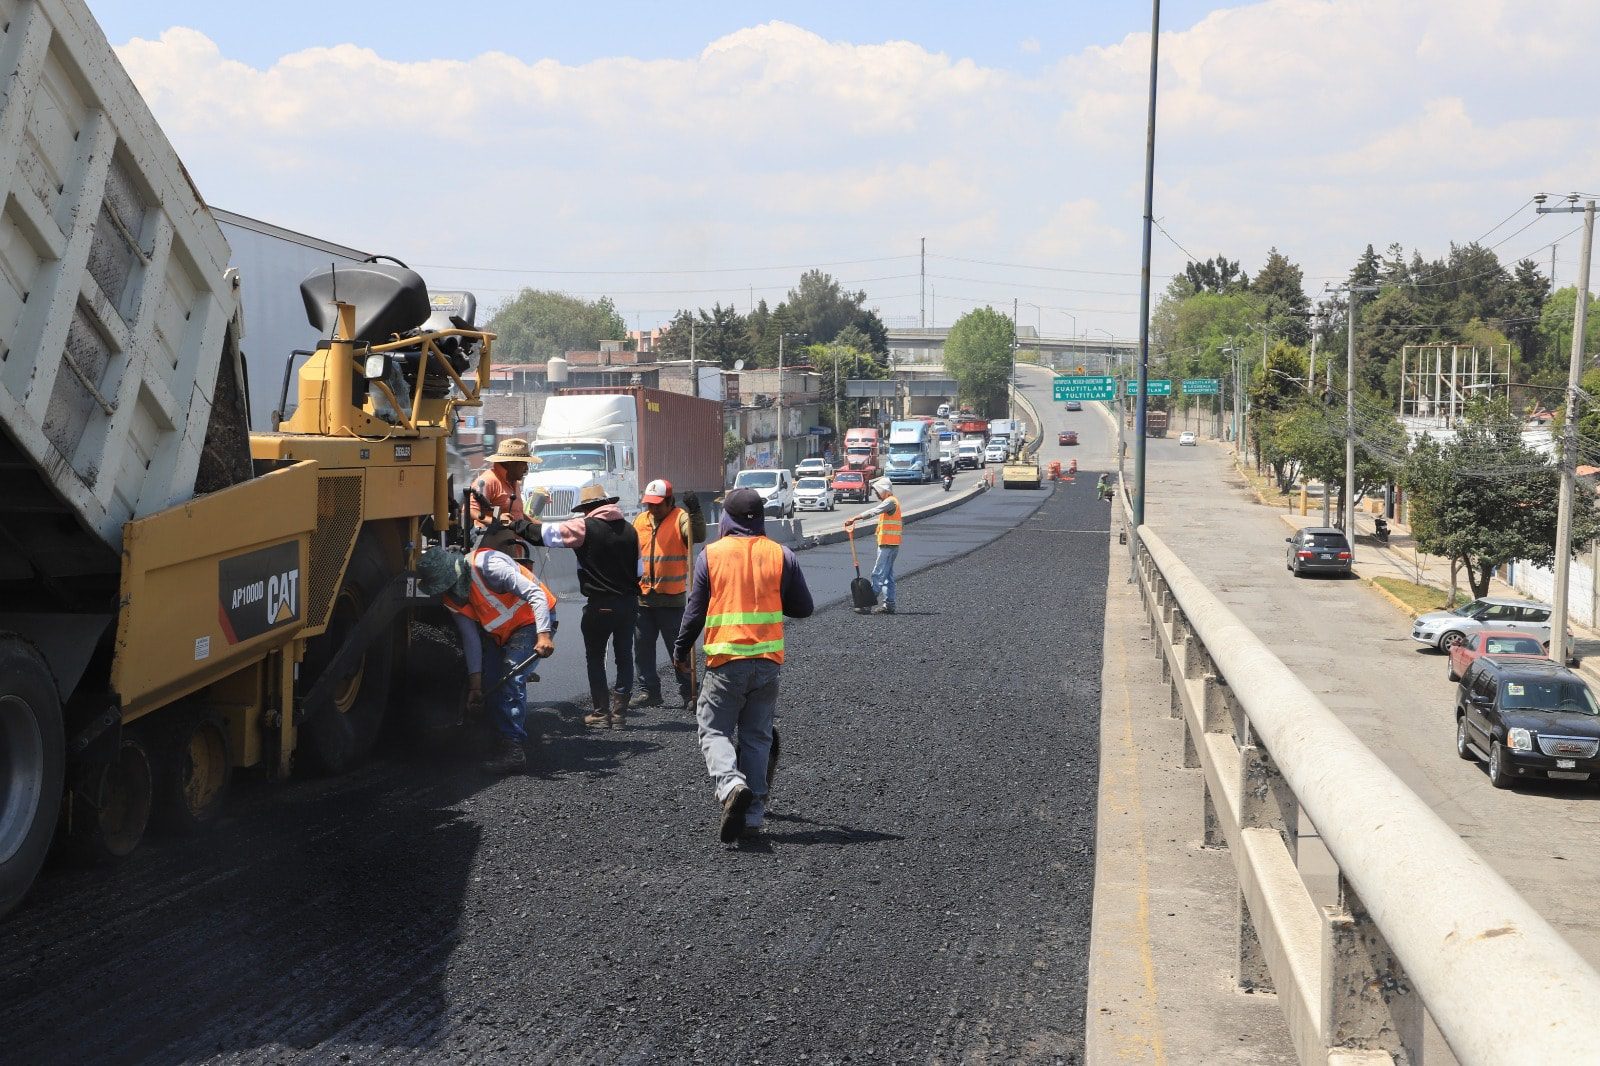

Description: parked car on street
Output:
[795,456,833,479]
[1064,400,1083,412]
[1284,527,1353,577]
[1412,596,1566,654]
[1178,431,1197,446]
[1447,630,1547,682]
[1058,430,1079,446]
[831,469,871,502]
[1455,658,1600,789]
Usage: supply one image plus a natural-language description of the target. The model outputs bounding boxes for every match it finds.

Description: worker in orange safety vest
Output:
[630,478,706,710]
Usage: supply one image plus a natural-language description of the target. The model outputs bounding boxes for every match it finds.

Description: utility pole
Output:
[833,354,841,447]
[1132,0,1161,528]
[920,237,926,329]
[689,317,698,399]
[1539,194,1595,665]
[1342,284,1379,540]
[777,332,786,471]
[1012,297,1020,402]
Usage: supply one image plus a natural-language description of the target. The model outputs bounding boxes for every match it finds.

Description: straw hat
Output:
[487,437,535,465]
[572,482,620,512]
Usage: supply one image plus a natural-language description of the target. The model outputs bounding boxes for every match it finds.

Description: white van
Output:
[733,468,795,518]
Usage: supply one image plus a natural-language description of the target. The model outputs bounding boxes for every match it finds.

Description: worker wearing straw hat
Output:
[470,437,536,529]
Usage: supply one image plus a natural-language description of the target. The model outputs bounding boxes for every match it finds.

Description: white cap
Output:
[872,477,893,495]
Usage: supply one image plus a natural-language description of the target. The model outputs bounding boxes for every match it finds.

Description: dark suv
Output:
[1455,658,1600,789]
[1284,527,1353,577]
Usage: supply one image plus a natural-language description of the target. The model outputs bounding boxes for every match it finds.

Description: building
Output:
[724,367,825,472]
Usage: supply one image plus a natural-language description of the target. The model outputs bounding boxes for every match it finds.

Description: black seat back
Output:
[300,262,431,344]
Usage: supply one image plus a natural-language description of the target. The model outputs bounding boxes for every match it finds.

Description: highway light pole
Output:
[1538,194,1596,665]
[1341,284,1379,539]
[1132,0,1160,528]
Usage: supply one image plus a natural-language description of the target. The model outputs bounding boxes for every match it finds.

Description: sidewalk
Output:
[1273,486,1600,687]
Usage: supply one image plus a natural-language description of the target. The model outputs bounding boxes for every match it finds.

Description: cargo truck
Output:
[1124,409,1170,437]
[529,386,722,517]
[886,420,935,483]
[842,427,881,480]
[0,0,496,916]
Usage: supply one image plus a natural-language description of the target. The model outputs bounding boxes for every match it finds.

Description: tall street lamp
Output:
[777,331,805,469]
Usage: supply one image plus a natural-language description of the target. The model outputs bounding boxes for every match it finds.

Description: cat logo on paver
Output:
[218,541,301,644]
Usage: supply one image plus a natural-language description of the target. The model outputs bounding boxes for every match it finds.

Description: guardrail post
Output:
[1236,890,1274,993]
[1203,674,1233,738]
[1182,720,1200,768]
[1322,873,1423,1063]
[1240,741,1298,861]
[1201,783,1225,848]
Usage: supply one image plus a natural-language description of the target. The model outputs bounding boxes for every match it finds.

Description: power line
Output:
[927,253,1139,277]
[413,254,918,276]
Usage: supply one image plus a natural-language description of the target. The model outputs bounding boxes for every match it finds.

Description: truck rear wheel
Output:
[298,532,395,774]
[0,638,64,917]
[60,733,154,864]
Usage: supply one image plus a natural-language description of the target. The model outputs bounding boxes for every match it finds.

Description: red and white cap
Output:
[641,478,673,504]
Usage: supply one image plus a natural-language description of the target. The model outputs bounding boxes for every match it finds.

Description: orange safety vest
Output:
[876,496,902,547]
[447,548,554,645]
[634,508,691,596]
[702,536,786,668]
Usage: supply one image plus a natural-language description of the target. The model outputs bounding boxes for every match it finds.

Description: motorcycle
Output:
[941,470,954,491]
[1374,517,1391,543]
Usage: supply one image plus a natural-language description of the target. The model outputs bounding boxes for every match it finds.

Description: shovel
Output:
[847,525,878,611]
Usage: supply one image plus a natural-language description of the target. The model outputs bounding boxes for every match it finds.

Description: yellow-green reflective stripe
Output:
[705,610,784,626]
[648,554,688,562]
[704,638,786,657]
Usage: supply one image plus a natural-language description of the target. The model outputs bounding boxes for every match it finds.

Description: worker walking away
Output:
[843,476,901,615]
[674,488,813,843]
[1097,473,1112,502]
[417,542,555,772]
[522,483,642,729]
[631,479,707,710]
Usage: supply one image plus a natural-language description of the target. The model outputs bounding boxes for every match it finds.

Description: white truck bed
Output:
[0,0,240,552]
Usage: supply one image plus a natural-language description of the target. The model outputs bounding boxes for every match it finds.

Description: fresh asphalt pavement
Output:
[0,371,1120,1063]
[1133,428,1600,980]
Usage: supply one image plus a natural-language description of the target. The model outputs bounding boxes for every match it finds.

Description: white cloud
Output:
[112,3,1600,333]
[1020,38,1041,55]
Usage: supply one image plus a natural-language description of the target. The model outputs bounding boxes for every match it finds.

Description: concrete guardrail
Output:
[1114,483,1600,1065]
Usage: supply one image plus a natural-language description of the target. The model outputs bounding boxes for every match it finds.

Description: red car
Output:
[1058,430,1079,446]
[831,469,870,502]
[1447,629,1547,682]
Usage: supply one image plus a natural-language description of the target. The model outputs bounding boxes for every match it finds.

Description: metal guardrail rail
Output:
[1113,487,1600,1064]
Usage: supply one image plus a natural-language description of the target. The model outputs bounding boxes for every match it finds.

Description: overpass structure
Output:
[887,326,1138,374]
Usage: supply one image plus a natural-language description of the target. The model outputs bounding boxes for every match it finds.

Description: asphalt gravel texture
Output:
[0,475,1110,1065]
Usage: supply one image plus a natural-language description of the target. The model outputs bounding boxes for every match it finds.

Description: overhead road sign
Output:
[1182,379,1221,395]
[1054,375,1115,402]
[1124,379,1171,397]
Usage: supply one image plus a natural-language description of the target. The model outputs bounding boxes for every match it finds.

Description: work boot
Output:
[583,698,611,729]
[874,604,896,615]
[494,737,527,772]
[719,784,753,843]
[630,689,663,709]
[609,692,628,730]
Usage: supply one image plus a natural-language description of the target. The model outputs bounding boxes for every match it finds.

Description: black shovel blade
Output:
[851,575,878,610]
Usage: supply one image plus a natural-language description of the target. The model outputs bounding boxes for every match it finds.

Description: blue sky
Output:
[95,1,1600,336]
[94,2,1218,69]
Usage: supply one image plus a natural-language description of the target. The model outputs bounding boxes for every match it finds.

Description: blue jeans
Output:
[696,658,780,828]
[634,602,690,701]
[871,545,899,608]
[481,624,540,742]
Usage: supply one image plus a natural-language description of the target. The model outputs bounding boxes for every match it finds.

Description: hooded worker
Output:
[418,540,554,771]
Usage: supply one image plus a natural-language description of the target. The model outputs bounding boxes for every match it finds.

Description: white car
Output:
[984,440,1009,464]
[795,457,833,479]
[733,468,794,518]
[1411,597,1566,654]
[956,440,985,469]
[1178,431,1197,446]
[794,476,836,511]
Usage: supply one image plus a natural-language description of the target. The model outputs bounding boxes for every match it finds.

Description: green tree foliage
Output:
[1180,256,1250,294]
[1402,402,1600,598]
[487,290,628,364]
[1248,342,1308,488]
[803,342,888,432]
[1353,286,1424,397]
[655,303,752,368]
[1537,287,1600,380]
[944,307,1016,415]
[1251,248,1311,345]
[1504,258,1551,375]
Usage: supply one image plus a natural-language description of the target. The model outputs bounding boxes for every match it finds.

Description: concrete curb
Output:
[791,479,989,552]
[1364,578,1423,619]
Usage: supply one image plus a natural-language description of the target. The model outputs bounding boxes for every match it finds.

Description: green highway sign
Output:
[1124,378,1172,397]
[1054,375,1115,402]
[1182,378,1221,395]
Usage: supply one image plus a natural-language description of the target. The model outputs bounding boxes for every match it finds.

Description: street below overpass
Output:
[0,369,1125,1063]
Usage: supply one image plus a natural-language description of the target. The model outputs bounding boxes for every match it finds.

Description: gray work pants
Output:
[696,657,780,827]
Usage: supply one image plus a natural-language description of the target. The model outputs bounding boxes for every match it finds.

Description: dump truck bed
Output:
[0,0,242,579]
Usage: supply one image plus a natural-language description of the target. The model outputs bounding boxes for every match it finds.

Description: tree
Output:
[1503,258,1550,375]
[1181,255,1249,294]
[944,307,1016,415]
[1252,248,1311,345]
[1248,341,1308,487]
[487,290,627,364]
[1537,286,1600,379]
[804,341,886,432]
[655,303,752,368]
[1402,402,1600,598]
[1351,244,1382,288]
[1353,286,1424,399]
